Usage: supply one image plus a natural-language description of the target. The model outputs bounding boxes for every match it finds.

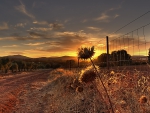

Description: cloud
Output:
[94,5,121,22]
[0,37,20,41]
[20,31,90,54]
[33,21,64,30]
[23,41,61,46]
[15,0,35,19]
[29,31,46,37]
[0,31,49,41]
[30,27,52,32]
[95,13,110,22]
[24,42,45,46]
[42,47,71,53]
[82,19,88,23]
[0,33,42,41]
[31,22,64,31]
[87,27,102,31]
[0,29,103,56]
[8,51,25,55]
[107,5,121,12]
[114,14,119,18]
[40,31,92,52]
[64,19,70,23]
[2,45,18,48]
[15,23,26,28]
[11,33,39,40]
[33,21,48,25]
[0,22,9,30]
[109,33,122,39]
[49,23,64,30]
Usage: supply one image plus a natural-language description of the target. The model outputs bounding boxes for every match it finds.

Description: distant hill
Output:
[54,56,77,61]
[2,55,30,59]
[0,55,77,61]
[36,56,77,62]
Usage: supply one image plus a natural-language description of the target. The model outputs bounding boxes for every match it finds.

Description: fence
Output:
[47,11,150,113]
[97,18,150,73]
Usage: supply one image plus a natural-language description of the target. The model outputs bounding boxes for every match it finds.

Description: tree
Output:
[1,58,12,73]
[45,63,51,69]
[26,62,33,71]
[97,53,108,67]
[110,49,131,66]
[10,63,18,73]
[110,51,117,61]
[32,62,38,70]
[98,49,131,67]
[21,61,26,71]
[16,61,26,72]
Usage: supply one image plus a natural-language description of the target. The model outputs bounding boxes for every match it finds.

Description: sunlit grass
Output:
[1,67,150,112]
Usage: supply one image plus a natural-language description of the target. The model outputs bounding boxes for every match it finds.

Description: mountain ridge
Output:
[0,55,77,61]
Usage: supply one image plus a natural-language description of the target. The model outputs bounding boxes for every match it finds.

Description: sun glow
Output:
[93,49,105,58]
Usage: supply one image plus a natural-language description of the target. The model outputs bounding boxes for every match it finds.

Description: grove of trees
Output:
[0,58,40,73]
[97,49,132,67]
[0,57,80,74]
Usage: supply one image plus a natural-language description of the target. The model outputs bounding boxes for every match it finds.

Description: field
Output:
[0,66,150,113]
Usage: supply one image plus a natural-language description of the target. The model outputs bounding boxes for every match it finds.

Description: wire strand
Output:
[109,11,150,36]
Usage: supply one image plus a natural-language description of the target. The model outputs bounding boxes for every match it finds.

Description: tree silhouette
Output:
[98,49,131,66]
[110,49,131,66]
[16,61,26,72]
[26,62,34,71]
[10,63,18,73]
[97,53,109,67]
[1,58,11,73]
[98,53,107,62]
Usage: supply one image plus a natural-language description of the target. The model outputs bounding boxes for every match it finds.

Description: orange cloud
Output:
[2,45,19,48]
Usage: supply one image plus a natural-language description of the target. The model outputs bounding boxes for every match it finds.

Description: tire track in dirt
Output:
[0,70,50,85]
[0,72,30,83]
[0,70,52,96]
[0,69,52,113]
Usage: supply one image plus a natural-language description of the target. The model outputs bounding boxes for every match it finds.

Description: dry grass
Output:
[1,68,150,113]
[98,69,150,113]
[46,68,150,113]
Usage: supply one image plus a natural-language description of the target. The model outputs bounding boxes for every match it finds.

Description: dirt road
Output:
[0,69,52,113]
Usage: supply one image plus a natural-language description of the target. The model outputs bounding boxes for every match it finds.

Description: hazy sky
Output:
[1,0,150,58]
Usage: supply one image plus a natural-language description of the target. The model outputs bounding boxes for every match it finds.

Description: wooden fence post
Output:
[106,36,109,70]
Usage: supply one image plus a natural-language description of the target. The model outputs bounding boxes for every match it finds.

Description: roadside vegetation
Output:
[41,46,149,112]
[1,47,150,112]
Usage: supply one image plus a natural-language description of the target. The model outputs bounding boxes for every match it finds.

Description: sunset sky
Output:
[1,0,150,58]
